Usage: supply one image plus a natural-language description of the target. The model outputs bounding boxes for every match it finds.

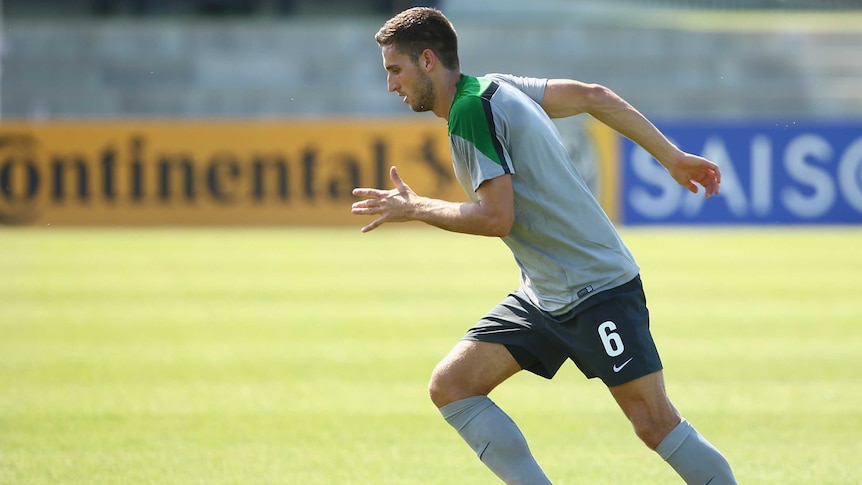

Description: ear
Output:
[419,49,436,71]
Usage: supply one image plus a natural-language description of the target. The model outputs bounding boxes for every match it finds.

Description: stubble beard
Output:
[410,71,435,113]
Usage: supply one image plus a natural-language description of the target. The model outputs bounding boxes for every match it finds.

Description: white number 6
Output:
[598,321,625,357]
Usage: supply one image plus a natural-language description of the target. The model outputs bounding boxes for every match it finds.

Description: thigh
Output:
[608,370,677,417]
[463,290,569,379]
[548,276,663,387]
[429,340,521,407]
[607,370,682,448]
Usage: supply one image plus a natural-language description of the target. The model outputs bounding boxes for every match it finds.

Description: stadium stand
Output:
[1,0,861,119]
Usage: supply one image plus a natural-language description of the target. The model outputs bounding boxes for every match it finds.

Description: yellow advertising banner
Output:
[0,119,617,226]
[0,119,467,226]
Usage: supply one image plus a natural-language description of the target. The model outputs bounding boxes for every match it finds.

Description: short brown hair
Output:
[375,7,460,71]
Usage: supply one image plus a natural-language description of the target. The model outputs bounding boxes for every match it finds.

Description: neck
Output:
[433,71,463,120]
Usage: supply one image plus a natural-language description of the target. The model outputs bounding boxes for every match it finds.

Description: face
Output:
[381,44,435,113]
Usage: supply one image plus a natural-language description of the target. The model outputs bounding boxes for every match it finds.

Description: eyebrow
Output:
[384,64,399,72]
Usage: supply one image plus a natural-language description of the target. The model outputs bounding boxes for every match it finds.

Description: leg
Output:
[430,340,552,485]
[608,370,681,448]
[429,340,520,407]
[609,371,737,484]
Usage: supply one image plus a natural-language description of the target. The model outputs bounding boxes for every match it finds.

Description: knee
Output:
[428,363,461,408]
[428,358,486,408]
[427,341,517,409]
[631,414,681,450]
[632,418,665,449]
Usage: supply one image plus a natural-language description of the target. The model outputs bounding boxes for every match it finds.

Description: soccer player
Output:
[352,7,737,484]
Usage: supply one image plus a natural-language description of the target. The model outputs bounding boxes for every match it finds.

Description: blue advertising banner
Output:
[621,121,862,225]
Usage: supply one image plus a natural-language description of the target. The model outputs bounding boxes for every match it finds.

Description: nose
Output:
[387,73,398,93]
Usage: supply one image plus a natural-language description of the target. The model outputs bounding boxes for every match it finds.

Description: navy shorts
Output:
[463,275,662,387]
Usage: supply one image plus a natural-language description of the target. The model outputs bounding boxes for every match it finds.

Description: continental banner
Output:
[0,119,616,226]
[0,120,461,226]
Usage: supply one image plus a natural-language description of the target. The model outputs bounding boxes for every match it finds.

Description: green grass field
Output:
[1,226,861,484]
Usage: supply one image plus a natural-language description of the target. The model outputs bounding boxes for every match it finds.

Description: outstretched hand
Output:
[351,166,415,233]
[667,153,722,198]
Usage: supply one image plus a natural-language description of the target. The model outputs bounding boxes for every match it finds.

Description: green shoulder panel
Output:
[448,75,505,167]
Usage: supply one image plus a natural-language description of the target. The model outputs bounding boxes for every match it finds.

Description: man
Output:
[352,7,737,485]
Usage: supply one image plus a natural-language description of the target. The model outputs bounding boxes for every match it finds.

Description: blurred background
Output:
[3,0,862,120]
[1,0,862,226]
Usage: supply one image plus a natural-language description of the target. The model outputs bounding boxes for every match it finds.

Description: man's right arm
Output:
[352,166,514,237]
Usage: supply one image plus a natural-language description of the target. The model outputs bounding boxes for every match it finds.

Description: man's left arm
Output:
[542,79,720,198]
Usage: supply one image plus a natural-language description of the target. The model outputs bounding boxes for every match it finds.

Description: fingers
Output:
[360,217,384,233]
[351,197,384,214]
[705,178,720,198]
[701,165,720,199]
[686,158,720,198]
[352,166,404,233]
[700,159,720,198]
[390,165,405,189]
[695,176,718,198]
[678,155,721,199]
[352,187,387,198]
[710,166,721,196]
[354,166,405,199]
[352,200,387,232]
[351,188,389,232]
[712,162,722,184]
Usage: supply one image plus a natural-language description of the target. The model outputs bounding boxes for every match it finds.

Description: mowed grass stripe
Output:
[1,227,860,484]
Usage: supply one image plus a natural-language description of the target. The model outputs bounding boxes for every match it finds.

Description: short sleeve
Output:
[485,73,548,106]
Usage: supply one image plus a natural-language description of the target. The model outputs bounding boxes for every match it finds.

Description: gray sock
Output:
[655,419,737,485]
[439,396,552,485]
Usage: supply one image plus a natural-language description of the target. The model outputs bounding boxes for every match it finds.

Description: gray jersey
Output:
[448,73,639,314]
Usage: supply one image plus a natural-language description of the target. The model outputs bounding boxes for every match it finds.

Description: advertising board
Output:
[622,121,862,225]
[0,120,462,226]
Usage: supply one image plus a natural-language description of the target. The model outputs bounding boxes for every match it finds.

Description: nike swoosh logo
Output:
[613,357,634,373]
